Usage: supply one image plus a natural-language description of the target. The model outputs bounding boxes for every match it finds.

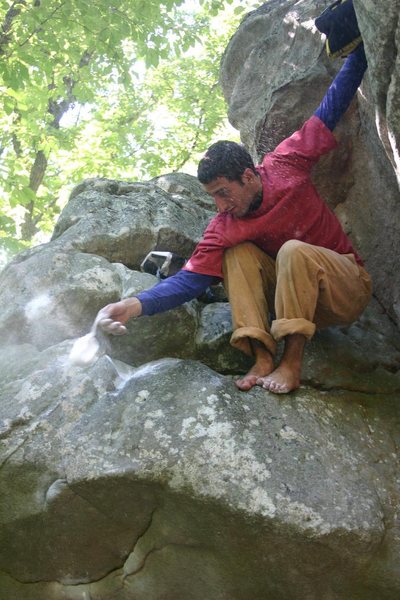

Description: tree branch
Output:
[29,149,47,193]
[20,45,95,240]
[5,0,67,58]
[0,0,26,54]
[173,109,206,172]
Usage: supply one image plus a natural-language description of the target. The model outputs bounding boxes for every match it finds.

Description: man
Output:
[98,3,372,395]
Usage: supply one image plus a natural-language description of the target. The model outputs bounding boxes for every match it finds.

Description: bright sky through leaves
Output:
[0,0,261,266]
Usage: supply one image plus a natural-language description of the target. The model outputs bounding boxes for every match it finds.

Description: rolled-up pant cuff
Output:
[230,326,277,357]
[271,318,316,341]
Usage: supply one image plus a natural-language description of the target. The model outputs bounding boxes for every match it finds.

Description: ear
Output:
[242,168,255,183]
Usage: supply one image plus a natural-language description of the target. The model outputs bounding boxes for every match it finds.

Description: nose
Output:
[215,198,232,213]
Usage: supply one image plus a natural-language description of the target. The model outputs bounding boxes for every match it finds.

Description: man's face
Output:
[203,169,262,218]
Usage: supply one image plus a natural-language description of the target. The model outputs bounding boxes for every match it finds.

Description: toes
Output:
[256,376,291,394]
[256,377,271,387]
[235,380,247,391]
[237,373,295,394]
[235,380,246,392]
[269,380,279,392]
[270,382,290,394]
[236,382,252,391]
[235,376,257,391]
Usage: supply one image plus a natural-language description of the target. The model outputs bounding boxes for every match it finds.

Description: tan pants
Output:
[222,240,372,357]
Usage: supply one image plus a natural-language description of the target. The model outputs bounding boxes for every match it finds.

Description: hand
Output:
[315,0,361,58]
[96,298,142,336]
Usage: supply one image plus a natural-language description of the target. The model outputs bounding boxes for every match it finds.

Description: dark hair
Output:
[197,140,257,184]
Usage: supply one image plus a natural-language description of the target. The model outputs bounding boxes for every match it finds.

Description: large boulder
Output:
[51,175,215,268]
[0,346,400,600]
[0,176,247,372]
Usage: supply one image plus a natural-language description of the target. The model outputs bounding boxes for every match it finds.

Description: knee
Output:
[276,240,308,264]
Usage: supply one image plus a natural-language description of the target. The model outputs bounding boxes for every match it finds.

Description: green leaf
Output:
[0,215,16,235]
[0,0,246,244]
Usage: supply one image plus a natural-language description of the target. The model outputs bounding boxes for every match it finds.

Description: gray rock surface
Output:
[51,175,215,269]
[354,0,400,187]
[0,177,246,370]
[0,346,400,600]
[0,2,400,598]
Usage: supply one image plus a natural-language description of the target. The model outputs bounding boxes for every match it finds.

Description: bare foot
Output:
[235,343,274,391]
[256,333,306,394]
[256,364,300,394]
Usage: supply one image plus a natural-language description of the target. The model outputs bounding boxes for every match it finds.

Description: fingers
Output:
[98,317,127,336]
[96,299,137,335]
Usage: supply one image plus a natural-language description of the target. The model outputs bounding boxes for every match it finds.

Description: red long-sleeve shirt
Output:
[137,47,367,315]
[184,115,362,280]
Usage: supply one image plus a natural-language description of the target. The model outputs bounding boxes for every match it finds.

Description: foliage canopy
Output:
[0,0,259,262]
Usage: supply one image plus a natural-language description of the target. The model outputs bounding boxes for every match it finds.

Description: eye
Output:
[216,188,229,198]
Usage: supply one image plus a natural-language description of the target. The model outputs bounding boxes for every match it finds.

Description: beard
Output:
[247,190,263,214]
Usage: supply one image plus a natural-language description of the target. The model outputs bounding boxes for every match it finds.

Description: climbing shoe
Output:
[315,0,362,58]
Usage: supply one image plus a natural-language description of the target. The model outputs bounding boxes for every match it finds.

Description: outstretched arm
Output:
[135,269,214,315]
[98,269,214,334]
[314,43,367,131]
[270,46,367,168]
